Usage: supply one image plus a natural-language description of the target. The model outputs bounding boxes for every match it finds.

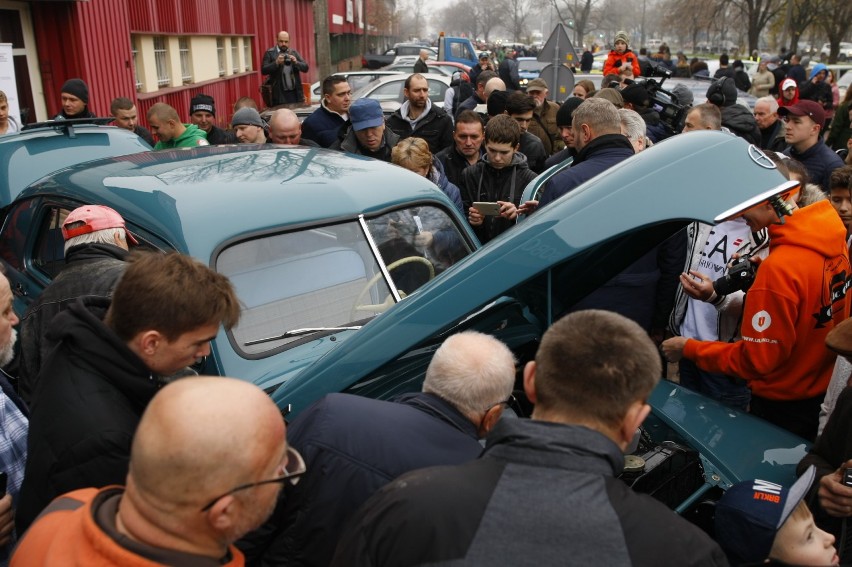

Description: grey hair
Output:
[618,108,646,145]
[756,96,779,114]
[573,97,621,135]
[64,227,126,254]
[422,331,516,419]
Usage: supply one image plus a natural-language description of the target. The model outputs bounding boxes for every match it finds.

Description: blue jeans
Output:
[678,358,751,411]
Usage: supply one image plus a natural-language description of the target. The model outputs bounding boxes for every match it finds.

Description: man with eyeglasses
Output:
[237,331,515,567]
[12,377,296,566]
[332,311,728,566]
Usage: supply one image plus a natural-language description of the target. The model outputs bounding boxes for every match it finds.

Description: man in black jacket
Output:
[436,110,484,188]
[16,252,241,534]
[331,310,728,566]
[706,77,761,145]
[238,331,516,567]
[189,93,236,145]
[385,74,453,155]
[17,205,136,404]
[261,31,309,106]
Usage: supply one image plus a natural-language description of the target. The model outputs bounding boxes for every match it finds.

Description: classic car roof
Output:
[0,123,152,205]
[20,145,456,262]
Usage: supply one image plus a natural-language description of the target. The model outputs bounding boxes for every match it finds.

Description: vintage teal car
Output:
[0,131,809,527]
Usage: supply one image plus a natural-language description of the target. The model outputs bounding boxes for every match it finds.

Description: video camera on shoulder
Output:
[713,255,758,296]
[634,64,688,134]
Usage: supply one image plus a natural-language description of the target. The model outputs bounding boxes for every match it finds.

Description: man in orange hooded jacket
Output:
[663,189,851,441]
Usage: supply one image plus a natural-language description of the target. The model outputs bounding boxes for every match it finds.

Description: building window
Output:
[179,37,192,84]
[131,40,142,92]
[153,36,169,87]
[243,37,252,71]
[231,38,240,73]
[217,37,226,77]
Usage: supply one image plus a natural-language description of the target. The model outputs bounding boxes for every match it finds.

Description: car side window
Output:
[369,81,404,102]
[32,206,72,280]
[427,80,448,103]
[0,199,38,271]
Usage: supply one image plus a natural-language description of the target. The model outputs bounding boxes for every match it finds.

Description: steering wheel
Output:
[351,256,435,317]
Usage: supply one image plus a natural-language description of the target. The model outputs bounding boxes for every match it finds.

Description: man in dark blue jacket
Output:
[237,331,516,567]
[532,98,634,210]
[780,100,844,191]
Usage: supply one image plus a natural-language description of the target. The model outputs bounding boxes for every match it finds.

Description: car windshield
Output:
[218,205,472,356]
[518,60,547,72]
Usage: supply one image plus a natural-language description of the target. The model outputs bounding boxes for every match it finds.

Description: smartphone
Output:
[0,472,7,498]
[473,202,502,216]
[843,468,852,488]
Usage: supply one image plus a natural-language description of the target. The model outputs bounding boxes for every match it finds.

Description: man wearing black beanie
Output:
[55,78,96,121]
[189,93,236,145]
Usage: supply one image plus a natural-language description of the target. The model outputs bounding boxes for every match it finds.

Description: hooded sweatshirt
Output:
[798,63,833,111]
[460,151,536,244]
[16,298,162,533]
[153,123,209,150]
[684,200,851,401]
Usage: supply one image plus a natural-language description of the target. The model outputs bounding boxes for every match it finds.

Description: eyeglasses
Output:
[477,394,517,432]
[200,446,306,512]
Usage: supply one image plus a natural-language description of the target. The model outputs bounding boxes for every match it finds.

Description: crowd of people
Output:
[0,28,851,567]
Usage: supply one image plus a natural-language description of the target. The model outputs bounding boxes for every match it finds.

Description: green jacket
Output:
[153,124,209,150]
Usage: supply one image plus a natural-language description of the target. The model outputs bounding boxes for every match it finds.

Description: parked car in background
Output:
[838,69,852,99]
[382,61,471,77]
[517,57,548,90]
[820,42,852,62]
[361,44,437,70]
[351,73,452,108]
[307,71,402,104]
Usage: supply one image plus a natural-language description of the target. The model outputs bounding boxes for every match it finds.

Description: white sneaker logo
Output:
[752,310,771,332]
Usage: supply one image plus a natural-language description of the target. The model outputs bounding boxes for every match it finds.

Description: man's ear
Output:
[522,360,537,405]
[205,494,238,532]
[137,330,164,356]
[619,401,651,449]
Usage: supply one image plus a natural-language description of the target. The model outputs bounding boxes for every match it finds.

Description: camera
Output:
[280,49,292,65]
[632,64,689,134]
[713,255,758,296]
[843,467,852,488]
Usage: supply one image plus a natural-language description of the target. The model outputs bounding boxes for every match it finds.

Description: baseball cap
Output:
[781,78,798,91]
[715,465,816,565]
[349,98,384,131]
[526,78,548,92]
[62,205,139,245]
[777,100,825,129]
[478,53,489,60]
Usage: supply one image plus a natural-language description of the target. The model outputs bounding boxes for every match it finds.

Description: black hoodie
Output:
[16,298,160,533]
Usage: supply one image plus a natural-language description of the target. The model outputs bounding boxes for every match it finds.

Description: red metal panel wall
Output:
[32,0,316,122]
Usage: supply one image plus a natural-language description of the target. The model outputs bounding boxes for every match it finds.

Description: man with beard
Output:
[386,74,453,155]
[0,269,28,561]
[12,377,292,566]
[525,78,563,155]
[189,94,236,145]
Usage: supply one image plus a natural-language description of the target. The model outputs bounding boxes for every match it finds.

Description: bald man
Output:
[239,331,515,566]
[261,31,309,106]
[12,377,296,566]
[267,108,319,146]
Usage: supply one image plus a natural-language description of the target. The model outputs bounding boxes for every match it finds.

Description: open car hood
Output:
[274,132,795,416]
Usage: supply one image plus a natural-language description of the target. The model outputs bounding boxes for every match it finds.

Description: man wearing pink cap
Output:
[17,205,136,403]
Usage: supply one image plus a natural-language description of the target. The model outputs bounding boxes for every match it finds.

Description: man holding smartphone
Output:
[261,31,309,106]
